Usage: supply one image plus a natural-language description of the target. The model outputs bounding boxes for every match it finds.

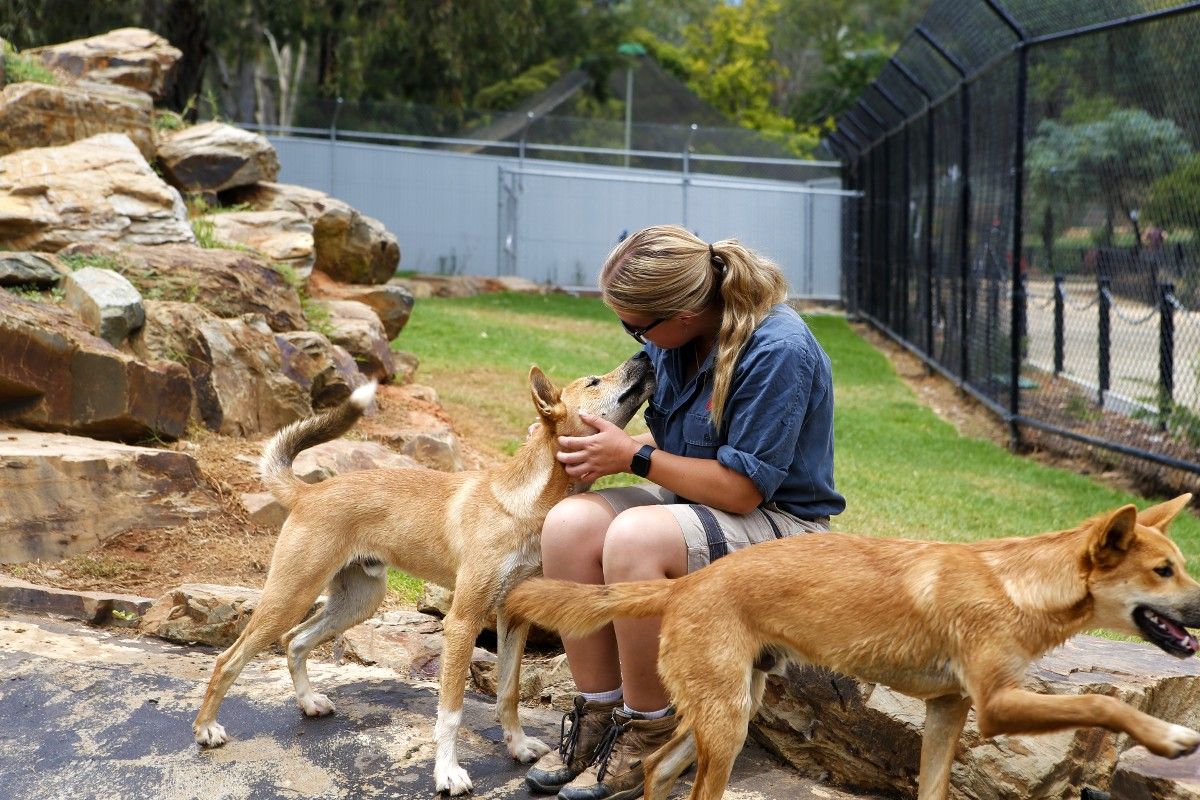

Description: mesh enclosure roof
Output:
[833,0,1200,152]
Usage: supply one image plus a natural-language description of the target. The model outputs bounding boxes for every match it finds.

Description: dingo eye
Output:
[587,377,600,387]
[1154,565,1174,578]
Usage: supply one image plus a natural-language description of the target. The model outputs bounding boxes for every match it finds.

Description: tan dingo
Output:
[506,495,1200,800]
[194,353,656,795]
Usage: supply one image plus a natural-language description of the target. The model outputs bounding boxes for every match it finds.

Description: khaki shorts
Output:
[595,484,830,574]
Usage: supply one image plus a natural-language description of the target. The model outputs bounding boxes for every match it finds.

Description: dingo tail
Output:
[259,382,377,508]
[505,578,673,637]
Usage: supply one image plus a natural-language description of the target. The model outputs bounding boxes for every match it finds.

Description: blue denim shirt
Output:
[642,304,845,519]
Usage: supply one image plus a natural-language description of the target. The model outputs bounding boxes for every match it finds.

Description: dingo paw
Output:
[507,732,550,762]
[298,692,336,717]
[1161,724,1200,758]
[434,761,473,795]
[194,721,228,748]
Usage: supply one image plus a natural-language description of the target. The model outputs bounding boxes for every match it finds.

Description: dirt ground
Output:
[1,321,1153,602]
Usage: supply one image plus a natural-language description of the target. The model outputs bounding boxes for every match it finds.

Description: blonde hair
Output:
[599,224,787,432]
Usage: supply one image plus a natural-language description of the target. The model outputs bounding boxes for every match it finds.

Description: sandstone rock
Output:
[751,635,1200,800]
[392,350,420,384]
[140,583,263,647]
[315,299,396,382]
[470,649,544,701]
[0,252,65,286]
[276,330,367,410]
[307,269,413,339]
[377,409,463,472]
[292,439,421,483]
[241,491,288,528]
[157,121,279,193]
[397,383,440,406]
[224,182,400,285]
[0,575,152,626]
[200,209,314,274]
[26,28,182,98]
[64,241,305,332]
[0,81,155,159]
[62,266,145,345]
[1112,746,1200,799]
[338,610,496,688]
[0,290,192,441]
[0,431,218,563]
[132,301,311,436]
[0,133,193,251]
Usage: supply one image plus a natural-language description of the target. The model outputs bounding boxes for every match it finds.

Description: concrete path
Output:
[0,613,879,800]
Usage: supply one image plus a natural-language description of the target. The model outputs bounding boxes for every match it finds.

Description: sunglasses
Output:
[620,316,668,344]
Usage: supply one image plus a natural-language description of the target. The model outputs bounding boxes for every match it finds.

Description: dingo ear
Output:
[1137,494,1193,535]
[1089,504,1138,569]
[529,366,562,421]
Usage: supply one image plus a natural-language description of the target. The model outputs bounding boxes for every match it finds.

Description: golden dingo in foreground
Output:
[507,495,1200,800]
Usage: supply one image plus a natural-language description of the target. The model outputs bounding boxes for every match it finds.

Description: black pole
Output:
[1098,278,1111,407]
[1159,282,1176,426]
[1054,275,1065,374]
[959,84,972,384]
[1008,43,1029,448]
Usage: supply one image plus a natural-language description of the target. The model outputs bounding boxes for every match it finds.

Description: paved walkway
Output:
[0,613,879,800]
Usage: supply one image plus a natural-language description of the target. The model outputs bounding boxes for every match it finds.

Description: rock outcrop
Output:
[0,133,193,251]
[157,121,280,194]
[0,431,218,563]
[25,28,182,98]
[0,289,191,441]
[0,80,155,159]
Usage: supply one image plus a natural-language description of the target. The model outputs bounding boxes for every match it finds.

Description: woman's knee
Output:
[602,507,687,582]
[541,495,613,574]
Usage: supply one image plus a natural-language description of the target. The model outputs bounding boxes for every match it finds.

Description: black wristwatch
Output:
[630,444,655,478]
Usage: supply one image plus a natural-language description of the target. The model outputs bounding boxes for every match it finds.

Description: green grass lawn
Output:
[393,292,1200,574]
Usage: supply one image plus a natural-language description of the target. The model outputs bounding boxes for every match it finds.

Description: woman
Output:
[526,224,844,800]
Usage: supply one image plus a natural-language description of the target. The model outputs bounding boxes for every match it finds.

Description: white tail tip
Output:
[350,381,378,409]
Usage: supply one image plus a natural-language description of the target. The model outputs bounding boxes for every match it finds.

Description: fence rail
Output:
[832,0,1200,490]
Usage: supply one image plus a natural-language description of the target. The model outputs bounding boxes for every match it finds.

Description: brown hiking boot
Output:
[525,695,623,794]
[557,708,680,800]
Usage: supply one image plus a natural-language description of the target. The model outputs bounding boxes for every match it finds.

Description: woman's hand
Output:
[555,412,640,482]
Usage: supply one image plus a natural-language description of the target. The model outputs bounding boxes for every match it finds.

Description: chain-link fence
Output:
[830,0,1200,493]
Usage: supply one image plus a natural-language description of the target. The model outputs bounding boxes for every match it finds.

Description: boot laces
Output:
[590,713,631,783]
[557,696,586,760]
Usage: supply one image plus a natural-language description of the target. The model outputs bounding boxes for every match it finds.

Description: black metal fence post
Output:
[1098,277,1111,407]
[1159,282,1176,425]
[1053,275,1065,374]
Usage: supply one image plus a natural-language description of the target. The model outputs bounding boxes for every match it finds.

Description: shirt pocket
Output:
[682,411,719,456]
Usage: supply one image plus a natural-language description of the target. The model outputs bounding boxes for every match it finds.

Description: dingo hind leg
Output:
[284,560,388,717]
[495,608,550,762]
[193,560,332,747]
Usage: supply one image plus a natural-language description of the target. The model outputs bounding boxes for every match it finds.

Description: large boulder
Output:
[291,439,420,484]
[0,431,218,563]
[157,121,280,194]
[63,242,305,332]
[314,299,396,382]
[0,132,193,251]
[0,289,192,442]
[751,635,1200,799]
[199,209,314,275]
[275,330,367,410]
[1112,746,1200,798]
[0,81,155,160]
[132,301,311,436]
[24,28,182,99]
[224,182,399,285]
[307,269,413,340]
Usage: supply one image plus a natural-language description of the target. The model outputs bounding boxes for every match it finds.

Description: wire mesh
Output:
[836,0,1200,490]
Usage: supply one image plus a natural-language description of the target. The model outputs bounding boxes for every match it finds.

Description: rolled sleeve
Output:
[716,341,815,500]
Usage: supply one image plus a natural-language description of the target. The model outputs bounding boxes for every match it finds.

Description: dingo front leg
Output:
[917,694,972,800]
[433,588,489,795]
[495,609,549,762]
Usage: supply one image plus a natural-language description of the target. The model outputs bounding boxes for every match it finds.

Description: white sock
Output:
[624,704,672,720]
[581,687,623,704]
